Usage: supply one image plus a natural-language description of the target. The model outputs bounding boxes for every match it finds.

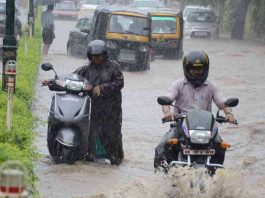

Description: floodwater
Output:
[32,20,265,197]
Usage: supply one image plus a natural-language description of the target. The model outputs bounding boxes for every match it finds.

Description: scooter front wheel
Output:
[61,146,75,164]
[53,144,75,165]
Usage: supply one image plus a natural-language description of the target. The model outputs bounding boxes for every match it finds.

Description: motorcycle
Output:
[155,96,239,174]
[41,63,92,164]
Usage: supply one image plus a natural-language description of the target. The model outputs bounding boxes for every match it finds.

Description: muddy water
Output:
[32,20,265,197]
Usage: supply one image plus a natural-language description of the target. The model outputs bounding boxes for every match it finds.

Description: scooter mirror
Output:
[41,63,53,71]
[157,96,172,106]
[225,98,239,107]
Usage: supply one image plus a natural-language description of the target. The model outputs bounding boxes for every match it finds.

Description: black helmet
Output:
[183,50,209,87]
[87,40,108,60]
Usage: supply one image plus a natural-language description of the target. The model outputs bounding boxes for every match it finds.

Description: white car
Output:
[132,0,165,10]
[78,0,105,19]
[183,5,213,21]
[183,6,219,39]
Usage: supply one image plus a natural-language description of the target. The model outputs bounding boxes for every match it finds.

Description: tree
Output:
[230,0,251,40]
[251,0,265,38]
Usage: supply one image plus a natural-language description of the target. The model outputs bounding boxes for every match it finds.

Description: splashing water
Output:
[88,167,249,198]
[164,167,249,198]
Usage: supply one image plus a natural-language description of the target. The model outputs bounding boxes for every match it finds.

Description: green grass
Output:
[0,9,42,194]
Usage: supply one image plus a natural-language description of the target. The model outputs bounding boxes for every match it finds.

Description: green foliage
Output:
[251,0,265,38]
[0,8,42,192]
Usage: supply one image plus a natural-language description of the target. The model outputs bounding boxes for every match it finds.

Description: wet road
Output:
[33,20,265,197]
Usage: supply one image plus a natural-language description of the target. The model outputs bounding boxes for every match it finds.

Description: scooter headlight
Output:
[66,79,84,91]
[189,130,211,144]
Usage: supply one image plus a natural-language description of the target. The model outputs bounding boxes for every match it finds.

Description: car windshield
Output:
[151,16,176,34]
[134,1,157,7]
[55,2,76,10]
[83,0,105,5]
[183,7,197,18]
[187,11,216,23]
[108,14,148,36]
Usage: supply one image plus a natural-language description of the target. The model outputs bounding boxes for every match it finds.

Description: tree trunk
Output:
[231,0,251,40]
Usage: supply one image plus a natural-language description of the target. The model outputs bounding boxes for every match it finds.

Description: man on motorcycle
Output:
[154,50,236,168]
[42,40,124,165]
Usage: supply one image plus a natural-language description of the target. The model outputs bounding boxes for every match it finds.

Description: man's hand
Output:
[41,79,51,86]
[92,85,102,96]
[163,111,175,121]
[225,112,236,124]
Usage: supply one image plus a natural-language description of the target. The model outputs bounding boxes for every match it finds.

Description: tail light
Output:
[220,142,231,149]
[167,138,178,145]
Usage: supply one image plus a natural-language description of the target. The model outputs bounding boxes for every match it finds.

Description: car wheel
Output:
[176,49,183,60]
[67,43,72,56]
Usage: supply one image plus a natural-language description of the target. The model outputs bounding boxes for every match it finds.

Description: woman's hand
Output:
[92,85,102,96]
[41,79,52,86]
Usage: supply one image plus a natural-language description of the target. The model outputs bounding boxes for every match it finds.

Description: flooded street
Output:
[33,20,265,197]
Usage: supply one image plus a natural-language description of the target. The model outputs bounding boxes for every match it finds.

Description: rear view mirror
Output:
[224,98,239,107]
[157,96,172,106]
[41,63,53,71]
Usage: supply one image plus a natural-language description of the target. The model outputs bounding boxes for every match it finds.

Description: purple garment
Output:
[166,78,226,114]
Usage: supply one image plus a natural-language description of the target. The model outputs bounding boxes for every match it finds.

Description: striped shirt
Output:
[166,78,226,114]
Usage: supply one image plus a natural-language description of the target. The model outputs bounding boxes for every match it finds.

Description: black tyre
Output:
[67,43,72,56]
[62,146,75,164]
[176,49,183,60]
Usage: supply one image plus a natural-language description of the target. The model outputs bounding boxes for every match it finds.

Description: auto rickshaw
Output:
[149,8,183,59]
[90,6,152,71]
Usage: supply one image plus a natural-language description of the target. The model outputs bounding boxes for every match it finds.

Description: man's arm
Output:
[100,63,124,95]
[162,79,181,116]
[211,82,236,123]
[162,105,173,117]
[223,106,236,123]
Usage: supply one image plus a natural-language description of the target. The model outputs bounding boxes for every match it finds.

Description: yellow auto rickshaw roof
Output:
[94,6,149,17]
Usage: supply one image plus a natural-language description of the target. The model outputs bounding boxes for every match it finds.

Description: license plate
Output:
[194,32,208,36]
[118,49,135,61]
[183,149,215,155]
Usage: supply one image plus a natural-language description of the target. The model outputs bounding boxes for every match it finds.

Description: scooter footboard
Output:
[56,127,79,147]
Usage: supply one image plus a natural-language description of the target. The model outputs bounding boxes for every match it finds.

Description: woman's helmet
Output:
[183,50,209,87]
[87,40,108,61]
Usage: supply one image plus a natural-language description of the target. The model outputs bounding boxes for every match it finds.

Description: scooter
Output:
[41,63,92,164]
[155,96,239,174]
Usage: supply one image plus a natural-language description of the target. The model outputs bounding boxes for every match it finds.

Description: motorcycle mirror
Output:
[224,98,239,107]
[157,96,172,106]
[41,63,53,71]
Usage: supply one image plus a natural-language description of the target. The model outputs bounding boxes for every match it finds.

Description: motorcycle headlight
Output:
[189,130,211,144]
[140,45,148,52]
[107,41,117,49]
[65,79,84,91]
